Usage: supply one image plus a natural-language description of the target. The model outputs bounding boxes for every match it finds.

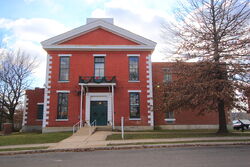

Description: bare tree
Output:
[162,0,250,133]
[0,50,35,129]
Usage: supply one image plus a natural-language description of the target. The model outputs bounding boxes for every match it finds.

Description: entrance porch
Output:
[79,76,116,129]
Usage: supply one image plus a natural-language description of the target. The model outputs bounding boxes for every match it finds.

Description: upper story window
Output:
[129,56,139,81]
[163,68,172,83]
[94,57,105,77]
[59,57,70,81]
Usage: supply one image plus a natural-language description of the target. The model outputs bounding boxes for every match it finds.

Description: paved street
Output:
[1,145,250,167]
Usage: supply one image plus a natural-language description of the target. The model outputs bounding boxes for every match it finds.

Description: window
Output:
[163,68,172,83]
[59,57,70,81]
[165,111,174,119]
[129,92,140,119]
[57,93,68,119]
[165,111,175,123]
[129,57,139,81]
[37,104,43,120]
[94,57,105,77]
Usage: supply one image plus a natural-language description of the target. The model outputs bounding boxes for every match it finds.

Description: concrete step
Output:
[74,126,90,136]
[74,126,97,136]
[96,126,112,131]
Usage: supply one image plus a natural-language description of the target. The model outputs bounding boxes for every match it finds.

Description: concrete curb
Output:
[0,143,55,149]
[1,141,250,156]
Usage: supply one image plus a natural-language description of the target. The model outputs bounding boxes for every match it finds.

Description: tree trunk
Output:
[217,99,228,134]
[8,110,15,131]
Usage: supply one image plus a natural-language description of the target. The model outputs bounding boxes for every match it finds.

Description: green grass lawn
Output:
[106,130,250,140]
[0,132,72,146]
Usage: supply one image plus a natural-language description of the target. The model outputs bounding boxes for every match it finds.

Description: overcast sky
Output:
[0,0,178,87]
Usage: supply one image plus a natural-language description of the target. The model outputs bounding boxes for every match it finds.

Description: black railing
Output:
[79,76,116,84]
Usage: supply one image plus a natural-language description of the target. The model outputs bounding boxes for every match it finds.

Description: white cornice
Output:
[93,54,106,57]
[127,54,140,57]
[41,20,156,49]
[43,45,155,51]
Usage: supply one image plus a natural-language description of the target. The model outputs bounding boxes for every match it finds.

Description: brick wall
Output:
[152,62,221,126]
[24,88,44,126]
[45,50,151,127]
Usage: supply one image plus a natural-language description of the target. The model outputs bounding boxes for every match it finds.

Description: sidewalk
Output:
[49,128,112,149]
[49,130,250,149]
[1,131,250,155]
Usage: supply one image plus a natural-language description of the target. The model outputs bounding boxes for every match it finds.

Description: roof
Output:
[41,18,157,51]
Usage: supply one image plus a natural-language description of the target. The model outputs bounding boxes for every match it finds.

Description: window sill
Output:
[164,118,176,121]
[56,119,68,121]
[36,119,43,121]
[129,118,141,121]
[58,81,69,83]
[128,81,140,83]
[164,118,176,123]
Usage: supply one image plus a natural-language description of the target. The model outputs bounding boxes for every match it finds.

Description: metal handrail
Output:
[73,121,82,134]
[89,120,96,135]
[91,120,96,126]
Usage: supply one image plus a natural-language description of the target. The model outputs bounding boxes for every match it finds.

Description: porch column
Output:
[80,85,83,128]
[112,85,115,129]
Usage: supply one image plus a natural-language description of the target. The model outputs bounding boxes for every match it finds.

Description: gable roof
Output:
[59,28,140,45]
[41,19,157,51]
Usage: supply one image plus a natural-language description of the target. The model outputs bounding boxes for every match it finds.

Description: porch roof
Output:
[79,76,116,87]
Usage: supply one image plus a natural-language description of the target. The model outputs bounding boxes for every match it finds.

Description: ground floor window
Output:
[165,111,174,119]
[165,111,175,123]
[129,92,140,119]
[37,103,43,120]
[57,93,68,119]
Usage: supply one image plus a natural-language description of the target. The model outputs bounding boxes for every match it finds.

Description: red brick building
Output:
[22,18,231,132]
[22,88,44,131]
[22,18,155,132]
[152,62,230,129]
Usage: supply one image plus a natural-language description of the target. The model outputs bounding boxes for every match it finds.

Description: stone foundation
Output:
[157,124,233,130]
[114,126,154,131]
[21,125,42,132]
[42,127,72,133]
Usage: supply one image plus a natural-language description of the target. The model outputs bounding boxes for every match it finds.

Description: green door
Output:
[90,101,108,126]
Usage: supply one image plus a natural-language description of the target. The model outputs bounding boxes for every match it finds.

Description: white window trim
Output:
[128,81,140,83]
[127,54,140,57]
[37,103,44,105]
[164,118,176,121]
[129,118,141,121]
[58,81,70,83]
[56,90,70,93]
[58,54,72,57]
[93,54,106,57]
[56,119,69,121]
[128,90,141,92]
